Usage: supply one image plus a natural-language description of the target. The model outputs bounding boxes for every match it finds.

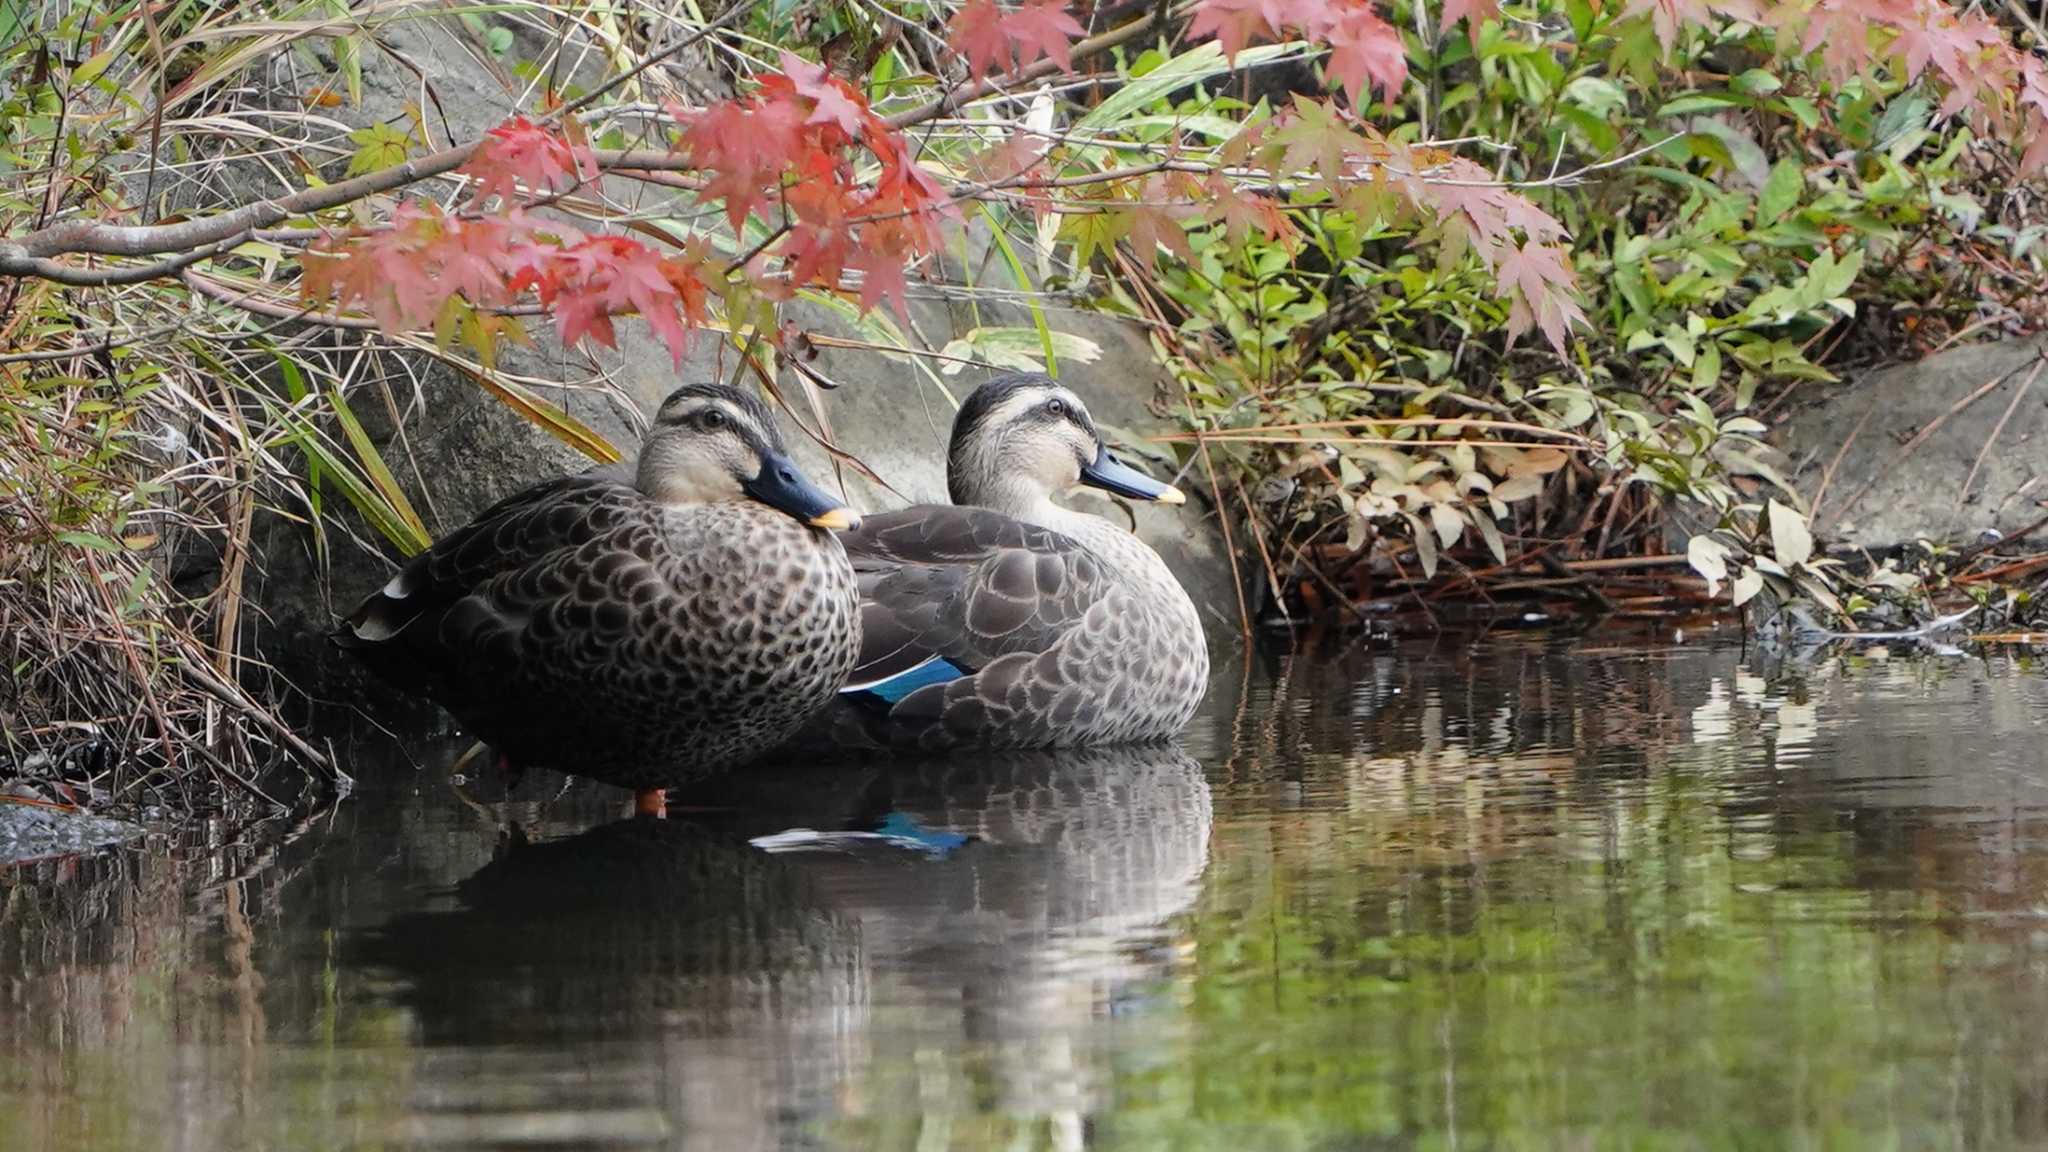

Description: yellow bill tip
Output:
[809,506,862,531]
[1155,484,1188,506]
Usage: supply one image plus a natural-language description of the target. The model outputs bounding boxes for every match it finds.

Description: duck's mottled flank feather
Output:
[791,496,1205,752]
[337,472,860,789]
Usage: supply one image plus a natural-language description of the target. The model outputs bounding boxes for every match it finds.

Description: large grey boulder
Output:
[1781,337,2048,553]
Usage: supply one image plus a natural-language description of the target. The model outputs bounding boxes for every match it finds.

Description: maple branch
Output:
[1,230,258,286]
[184,270,550,328]
[0,0,768,282]
[184,270,381,329]
[0,144,480,266]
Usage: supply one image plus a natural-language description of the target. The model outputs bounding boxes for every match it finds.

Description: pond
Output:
[5,631,2048,1150]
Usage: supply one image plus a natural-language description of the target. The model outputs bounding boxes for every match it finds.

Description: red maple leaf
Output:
[963,132,1052,187]
[1324,5,1407,108]
[303,204,452,331]
[780,183,856,289]
[428,218,519,307]
[848,246,912,321]
[2018,60,2048,174]
[1622,0,1715,52]
[1494,240,1586,353]
[1122,174,1199,270]
[662,255,711,328]
[1781,0,1877,81]
[1420,158,1533,252]
[461,117,596,206]
[527,236,703,366]
[2023,119,2048,176]
[777,51,872,136]
[1439,0,1501,41]
[676,97,809,231]
[947,0,1009,81]
[947,1,1087,81]
[805,79,869,135]
[1003,1,1087,73]
[1500,189,1567,245]
[1187,0,1284,61]
[1203,175,1298,247]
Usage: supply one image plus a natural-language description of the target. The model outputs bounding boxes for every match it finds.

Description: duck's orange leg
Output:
[633,788,668,819]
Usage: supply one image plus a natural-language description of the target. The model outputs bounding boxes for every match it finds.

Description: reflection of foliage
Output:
[807,645,2048,1149]
[1094,645,2048,1149]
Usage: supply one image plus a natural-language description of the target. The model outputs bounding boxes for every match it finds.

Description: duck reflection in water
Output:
[353,742,1211,1149]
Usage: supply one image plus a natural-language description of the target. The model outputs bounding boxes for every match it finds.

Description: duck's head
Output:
[638,383,860,531]
[947,373,1184,511]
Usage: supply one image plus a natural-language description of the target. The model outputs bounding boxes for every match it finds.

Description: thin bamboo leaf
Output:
[273,401,429,555]
[1074,43,1307,133]
[979,205,1057,377]
[328,387,431,545]
[393,336,621,463]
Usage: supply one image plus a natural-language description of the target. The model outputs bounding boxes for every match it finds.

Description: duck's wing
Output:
[835,504,1108,708]
[334,473,633,649]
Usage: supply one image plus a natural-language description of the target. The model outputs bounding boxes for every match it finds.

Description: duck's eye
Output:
[696,408,728,431]
[1045,398,1067,417]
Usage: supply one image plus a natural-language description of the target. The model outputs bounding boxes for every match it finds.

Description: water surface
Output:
[6,633,2048,1149]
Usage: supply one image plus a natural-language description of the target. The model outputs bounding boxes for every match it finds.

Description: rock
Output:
[1781,337,2048,553]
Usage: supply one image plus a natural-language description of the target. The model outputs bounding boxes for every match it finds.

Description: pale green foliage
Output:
[1058,0,2034,610]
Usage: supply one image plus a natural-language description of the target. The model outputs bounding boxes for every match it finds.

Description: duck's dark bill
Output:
[745,454,862,530]
[1080,446,1185,505]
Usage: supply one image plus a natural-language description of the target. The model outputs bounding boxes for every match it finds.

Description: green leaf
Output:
[938,327,1103,376]
[1779,96,1822,130]
[1564,76,1628,117]
[282,417,424,555]
[55,530,121,554]
[1657,93,1744,118]
[69,48,117,88]
[1403,512,1439,578]
[1758,159,1802,224]
[1558,105,1618,154]
[1687,533,1731,596]
[1768,499,1814,568]
[267,346,323,524]
[328,387,432,550]
[346,122,412,177]
[1075,42,1301,132]
[456,366,620,464]
[1811,249,1863,301]
[327,0,363,104]
[1690,342,1722,392]
[1732,69,1782,96]
[1873,94,1931,152]
[1732,565,1764,606]
[978,205,1057,375]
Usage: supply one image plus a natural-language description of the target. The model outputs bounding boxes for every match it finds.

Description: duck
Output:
[793,372,1207,751]
[334,382,863,815]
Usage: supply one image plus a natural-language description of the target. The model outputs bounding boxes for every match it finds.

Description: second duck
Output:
[799,372,1208,751]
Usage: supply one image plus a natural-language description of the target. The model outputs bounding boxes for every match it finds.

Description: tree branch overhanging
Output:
[0,4,1167,285]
